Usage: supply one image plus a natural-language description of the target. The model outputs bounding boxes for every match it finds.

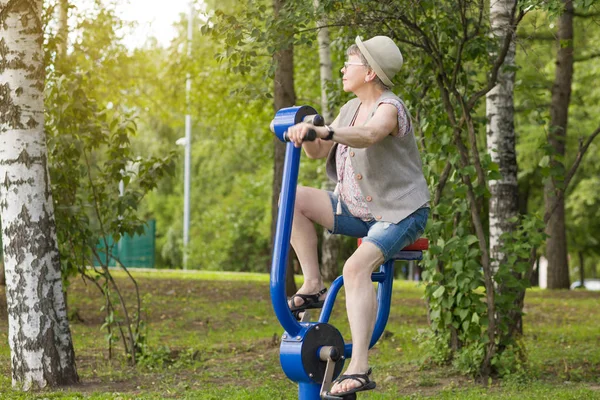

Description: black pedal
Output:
[292,310,303,320]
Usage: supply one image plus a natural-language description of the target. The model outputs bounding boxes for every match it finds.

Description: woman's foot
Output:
[329,367,375,396]
[288,286,327,311]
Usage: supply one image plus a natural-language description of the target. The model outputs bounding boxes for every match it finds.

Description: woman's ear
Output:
[365,69,378,83]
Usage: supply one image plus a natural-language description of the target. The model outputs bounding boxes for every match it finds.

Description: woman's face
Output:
[341,54,368,93]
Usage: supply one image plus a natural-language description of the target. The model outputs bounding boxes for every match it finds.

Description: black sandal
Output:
[326,368,376,397]
[288,288,327,312]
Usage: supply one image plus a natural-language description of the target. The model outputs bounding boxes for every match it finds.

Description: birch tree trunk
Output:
[314,0,341,282]
[486,0,518,273]
[544,0,573,289]
[271,0,297,296]
[57,0,69,60]
[0,0,78,389]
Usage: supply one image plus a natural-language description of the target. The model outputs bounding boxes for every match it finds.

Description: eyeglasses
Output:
[343,62,366,69]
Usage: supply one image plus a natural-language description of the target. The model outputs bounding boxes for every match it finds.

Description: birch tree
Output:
[486,0,519,274]
[57,0,69,59]
[0,0,78,389]
[313,0,341,282]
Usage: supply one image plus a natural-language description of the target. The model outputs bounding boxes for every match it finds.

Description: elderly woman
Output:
[285,35,430,396]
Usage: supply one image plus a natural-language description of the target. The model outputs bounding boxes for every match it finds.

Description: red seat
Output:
[402,238,429,251]
[357,237,429,251]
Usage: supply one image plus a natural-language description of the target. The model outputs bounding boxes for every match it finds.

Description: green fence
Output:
[95,220,156,268]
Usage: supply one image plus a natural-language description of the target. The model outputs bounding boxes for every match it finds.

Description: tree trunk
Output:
[578,251,584,287]
[0,0,78,389]
[314,0,341,282]
[486,0,524,343]
[486,0,519,273]
[544,0,573,290]
[57,0,69,60]
[271,0,297,296]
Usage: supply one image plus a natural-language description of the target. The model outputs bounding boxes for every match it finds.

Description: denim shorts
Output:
[328,192,429,262]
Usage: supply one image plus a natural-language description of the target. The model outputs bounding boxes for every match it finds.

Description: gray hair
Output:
[346,44,390,91]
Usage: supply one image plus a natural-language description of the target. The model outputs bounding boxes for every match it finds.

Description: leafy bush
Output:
[45,71,175,363]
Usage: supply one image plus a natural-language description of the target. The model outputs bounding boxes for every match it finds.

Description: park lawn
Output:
[0,269,599,399]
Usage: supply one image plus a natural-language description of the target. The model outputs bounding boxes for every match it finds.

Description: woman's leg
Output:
[289,186,334,306]
[329,209,429,394]
[330,241,384,394]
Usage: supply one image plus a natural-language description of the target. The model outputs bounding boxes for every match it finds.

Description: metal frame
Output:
[269,106,423,400]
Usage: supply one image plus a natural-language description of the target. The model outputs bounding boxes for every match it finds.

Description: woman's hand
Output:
[286,123,327,148]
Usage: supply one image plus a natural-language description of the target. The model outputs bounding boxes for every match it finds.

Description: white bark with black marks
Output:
[486,0,519,272]
[0,0,78,389]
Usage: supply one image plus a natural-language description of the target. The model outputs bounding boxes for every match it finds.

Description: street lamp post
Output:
[182,1,193,269]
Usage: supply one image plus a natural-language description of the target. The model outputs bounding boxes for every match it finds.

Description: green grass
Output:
[1,271,599,399]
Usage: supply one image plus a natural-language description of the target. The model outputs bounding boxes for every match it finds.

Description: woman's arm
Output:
[287,115,340,159]
[326,103,399,148]
[288,103,399,150]
[287,102,399,151]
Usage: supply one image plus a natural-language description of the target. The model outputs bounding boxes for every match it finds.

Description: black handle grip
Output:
[283,112,323,142]
[284,129,317,142]
[312,114,325,127]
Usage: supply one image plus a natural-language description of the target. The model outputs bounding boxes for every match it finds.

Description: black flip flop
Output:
[326,368,376,398]
[288,287,327,312]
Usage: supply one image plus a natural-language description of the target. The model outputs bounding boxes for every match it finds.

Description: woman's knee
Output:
[342,258,371,286]
[293,187,334,229]
[294,186,311,213]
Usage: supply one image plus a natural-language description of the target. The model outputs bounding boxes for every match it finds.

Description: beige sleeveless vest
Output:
[325,91,430,223]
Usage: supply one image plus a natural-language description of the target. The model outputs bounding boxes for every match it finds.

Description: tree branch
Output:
[518,31,556,41]
[461,96,487,187]
[434,161,453,206]
[397,14,439,62]
[574,52,600,63]
[573,11,600,18]
[467,4,525,111]
[544,124,600,224]
[451,0,468,89]
[468,0,485,41]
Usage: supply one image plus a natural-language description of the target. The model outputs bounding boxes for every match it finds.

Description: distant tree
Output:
[544,0,574,289]
[57,0,69,59]
[313,0,341,282]
[0,0,78,389]
[272,0,298,295]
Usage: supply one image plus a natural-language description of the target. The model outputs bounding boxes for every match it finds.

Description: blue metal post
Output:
[371,260,395,347]
[299,382,322,399]
[270,142,303,338]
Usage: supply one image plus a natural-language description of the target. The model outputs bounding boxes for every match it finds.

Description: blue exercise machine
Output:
[269,106,427,400]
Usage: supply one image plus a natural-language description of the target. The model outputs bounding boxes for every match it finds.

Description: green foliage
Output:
[423,232,487,342]
[44,66,175,363]
[36,0,600,380]
[453,341,487,377]
[491,342,529,382]
[45,70,175,276]
[418,329,453,366]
